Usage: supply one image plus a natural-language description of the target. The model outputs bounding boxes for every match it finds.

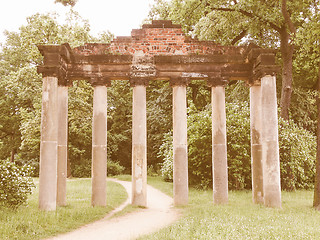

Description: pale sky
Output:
[0,0,155,43]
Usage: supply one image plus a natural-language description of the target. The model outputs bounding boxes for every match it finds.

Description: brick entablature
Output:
[37,20,279,87]
[73,20,244,57]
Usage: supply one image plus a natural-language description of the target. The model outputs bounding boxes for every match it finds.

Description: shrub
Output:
[107,160,125,176]
[0,160,34,209]
[187,104,212,188]
[71,159,125,177]
[159,132,173,182]
[279,118,316,190]
[226,101,251,190]
[159,101,316,190]
[71,159,91,178]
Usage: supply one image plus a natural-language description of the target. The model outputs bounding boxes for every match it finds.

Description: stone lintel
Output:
[155,54,245,64]
[170,77,189,87]
[74,54,133,65]
[130,77,149,87]
[90,77,111,87]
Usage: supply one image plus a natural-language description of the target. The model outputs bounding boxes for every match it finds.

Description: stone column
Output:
[250,84,264,204]
[39,76,59,211]
[57,86,68,206]
[92,84,108,207]
[210,81,228,204]
[172,77,188,206]
[261,75,281,208]
[131,78,148,207]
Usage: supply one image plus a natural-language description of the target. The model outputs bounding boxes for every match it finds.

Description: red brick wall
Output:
[73,20,243,56]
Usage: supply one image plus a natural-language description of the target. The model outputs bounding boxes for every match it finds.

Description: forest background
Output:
[1,0,320,206]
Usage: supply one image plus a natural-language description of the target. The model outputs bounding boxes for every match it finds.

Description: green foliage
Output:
[294,10,320,88]
[107,81,132,170]
[68,80,93,178]
[150,0,318,46]
[158,132,173,182]
[107,160,125,176]
[159,93,316,190]
[147,81,172,168]
[226,101,251,189]
[0,160,34,209]
[279,118,316,190]
[187,104,212,188]
[0,11,107,175]
[289,87,317,134]
[54,0,78,7]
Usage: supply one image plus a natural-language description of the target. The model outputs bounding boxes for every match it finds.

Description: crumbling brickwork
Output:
[73,20,244,56]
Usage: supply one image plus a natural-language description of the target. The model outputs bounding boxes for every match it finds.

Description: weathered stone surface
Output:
[250,85,264,204]
[39,76,58,211]
[211,86,228,204]
[36,19,281,211]
[170,77,189,87]
[92,86,108,207]
[261,75,281,208]
[172,85,188,206]
[132,85,147,207]
[37,20,279,86]
[57,86,68,207]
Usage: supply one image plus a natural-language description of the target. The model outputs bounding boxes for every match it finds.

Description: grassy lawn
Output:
[142,176,320,240]
[0,178,127,240]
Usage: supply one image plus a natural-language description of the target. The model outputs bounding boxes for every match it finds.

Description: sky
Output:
[0,0,155,43]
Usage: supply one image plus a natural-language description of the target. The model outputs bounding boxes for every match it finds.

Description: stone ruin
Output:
[37,20,281,211]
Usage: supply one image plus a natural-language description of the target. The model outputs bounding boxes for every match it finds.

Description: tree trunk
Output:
[10,149,15,163]
[279,26,294,120]
[313,60,320,209]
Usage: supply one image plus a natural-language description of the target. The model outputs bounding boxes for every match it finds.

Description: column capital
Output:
[91,77,111,87]
[252,66,280,83]
[37,44,73,87]
[249,51,280,84]
[207,77,228,87]
[248,79,261,87]
[170,77,189,87]
[130,77,149,87]
[37,66,69,86]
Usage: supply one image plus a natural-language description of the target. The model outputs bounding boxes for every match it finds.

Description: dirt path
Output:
[47,179,180,240]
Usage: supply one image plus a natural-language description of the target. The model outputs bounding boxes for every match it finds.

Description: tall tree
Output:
[314,62,320,209]
[54,0,77,7]
[0,11,94,165]
[149,0,320,120]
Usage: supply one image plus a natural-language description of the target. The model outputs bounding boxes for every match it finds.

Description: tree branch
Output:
[281,0,296,34]
[211,7,282,32]
[231,29,248,45]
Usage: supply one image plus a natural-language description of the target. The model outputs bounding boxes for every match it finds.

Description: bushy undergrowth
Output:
[72,159,125,178]
[107,160,125,176]
[0,160,34,209]
[159,101,316,190]
[279,118,316,190]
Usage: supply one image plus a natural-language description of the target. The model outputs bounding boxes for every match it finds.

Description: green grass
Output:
[141,177,320,240]
[0,178,127,240]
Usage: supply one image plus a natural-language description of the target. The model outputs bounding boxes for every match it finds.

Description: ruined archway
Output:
[37,20,280,211]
